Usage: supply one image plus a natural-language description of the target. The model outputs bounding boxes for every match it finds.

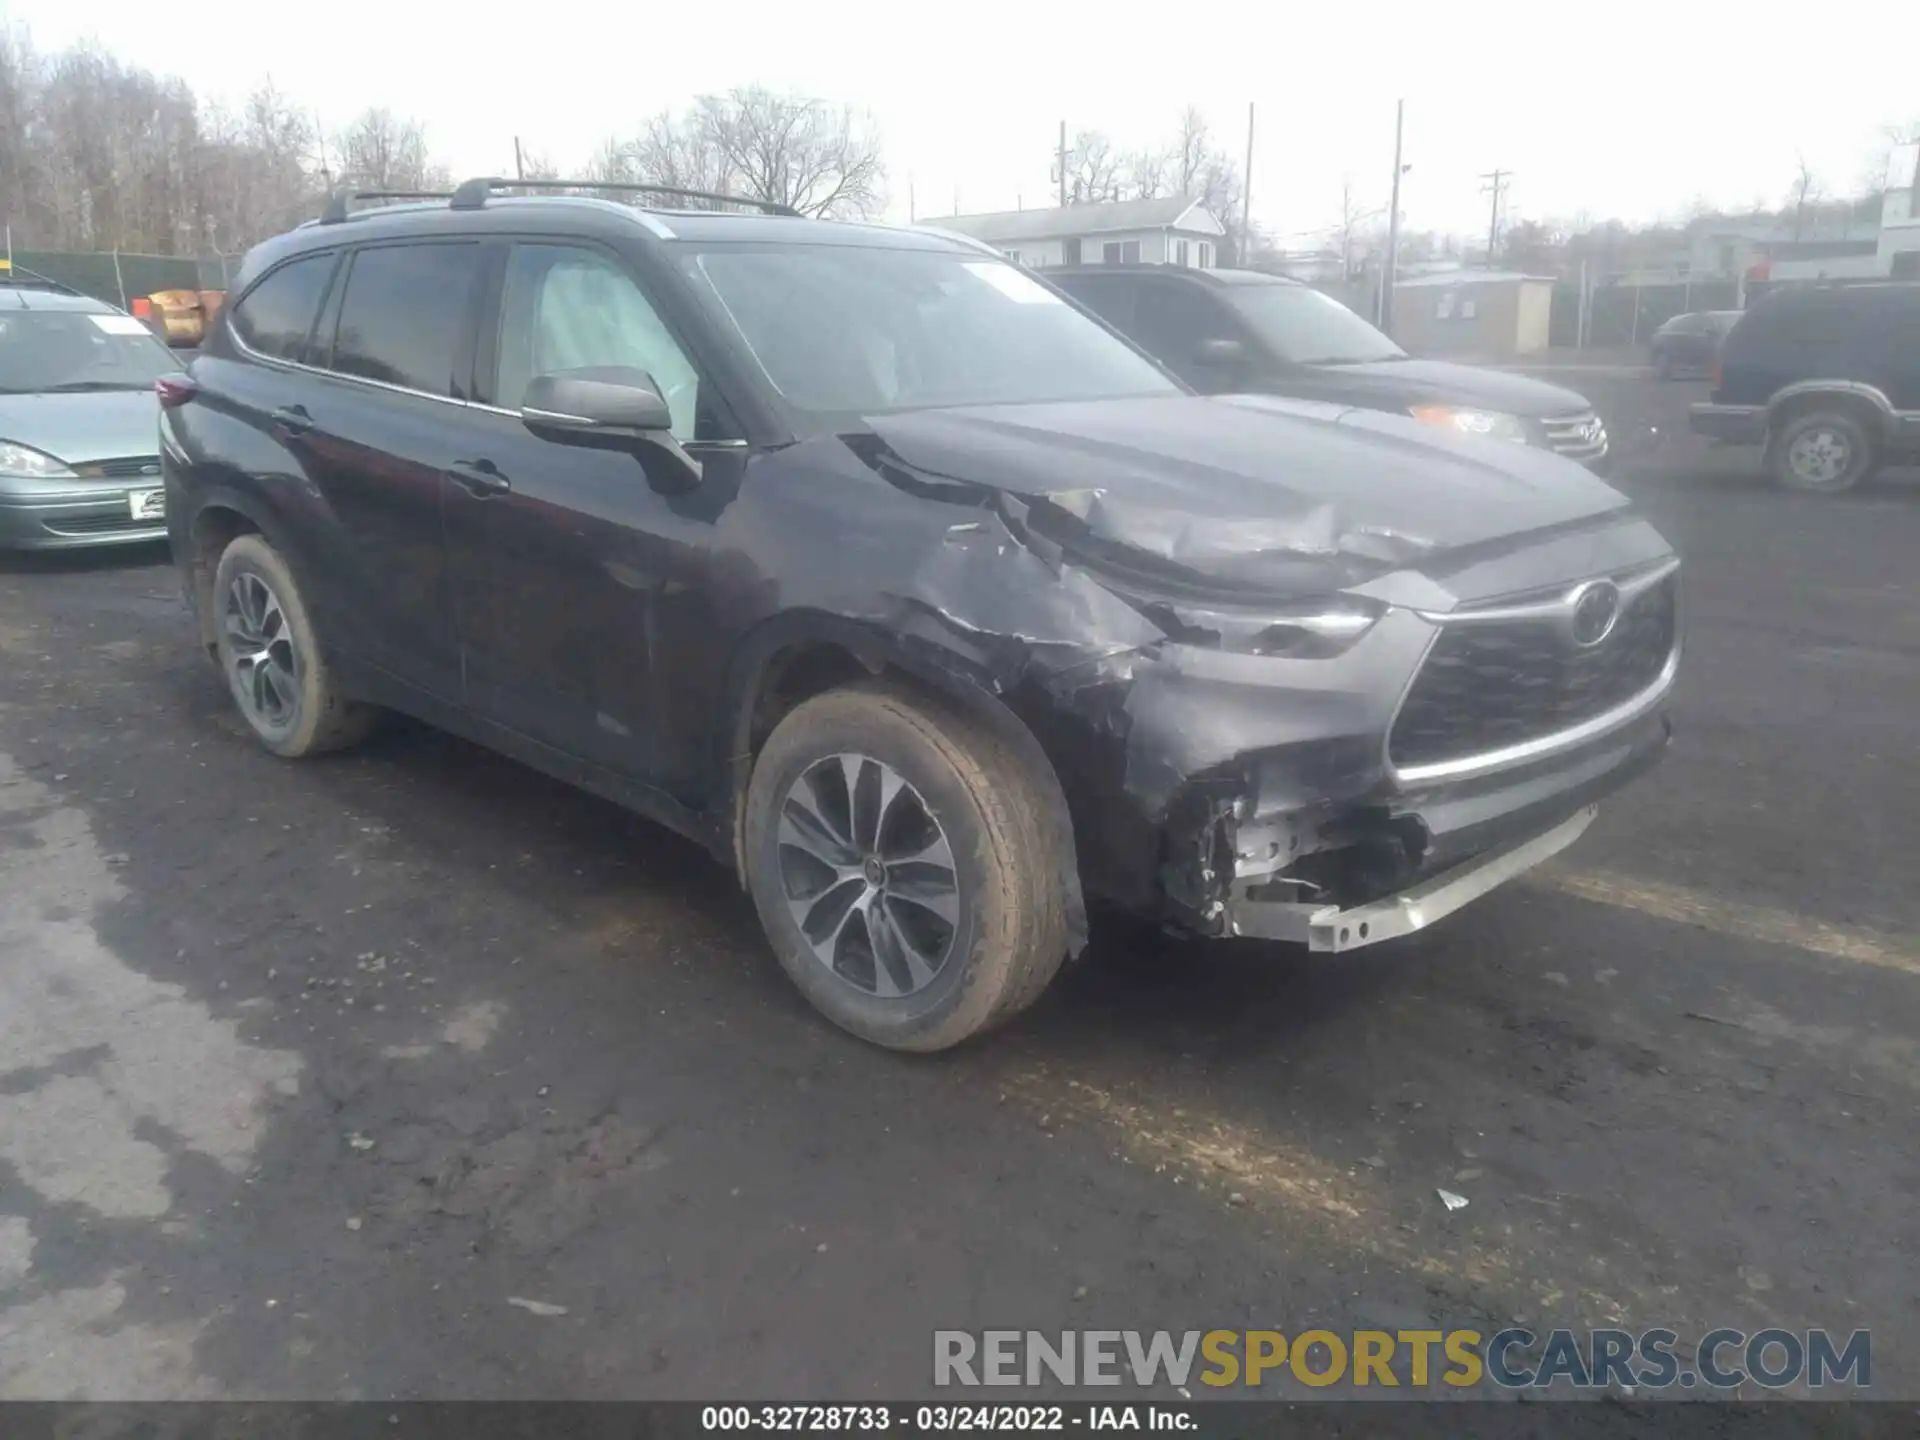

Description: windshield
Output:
[0,309,175,394]
[1225,284,1407,365]
[681,244,1178,424]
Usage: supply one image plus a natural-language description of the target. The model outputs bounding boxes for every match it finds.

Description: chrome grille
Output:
[44,513,164,536]
[1390,574,1676,773]
[1538,410,1608,463]
[72,456,164,480]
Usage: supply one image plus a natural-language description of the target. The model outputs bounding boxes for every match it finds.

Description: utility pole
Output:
[1057,120,1068,207]
[1380,99,1405,330]
[514,137,525,181]
[314,110,332,189]
[1240,102,1255,263]
[1480,168,1509,267]
[909,178,916,222]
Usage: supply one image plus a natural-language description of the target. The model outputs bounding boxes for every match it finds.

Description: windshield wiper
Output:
[40,381,148,393]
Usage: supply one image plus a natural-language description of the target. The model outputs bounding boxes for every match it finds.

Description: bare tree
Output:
[595,109,731,197]
[595,89,883,216]
[336,108,447,193]
[1171,105,1211,196]
[1789,154,1825,239]
[516,148,561,182]
[1124,147,1169,200]
[1329,176,1383,279]
[1063,129,1123,204]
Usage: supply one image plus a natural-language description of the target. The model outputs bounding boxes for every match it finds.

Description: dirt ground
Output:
[1,368,1914,1402]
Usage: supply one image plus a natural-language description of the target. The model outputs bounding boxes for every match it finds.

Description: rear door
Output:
[295,241,484,703]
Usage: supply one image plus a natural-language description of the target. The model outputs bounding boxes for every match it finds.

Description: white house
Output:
[921,196,1227,270]
[1881,141,1920,279]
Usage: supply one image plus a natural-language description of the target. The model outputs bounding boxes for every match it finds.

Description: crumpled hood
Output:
[1291,357,1594,417]
[0,389,161,466]
[863,393,1633,593]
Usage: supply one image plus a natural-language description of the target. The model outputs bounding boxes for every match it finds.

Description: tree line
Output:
[0,31,461,255]
[0,32,894,257]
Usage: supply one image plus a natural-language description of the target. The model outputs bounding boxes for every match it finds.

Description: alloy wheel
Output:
[1786,427,1853,488]
[221,571,302,733]
[775,753,960,998]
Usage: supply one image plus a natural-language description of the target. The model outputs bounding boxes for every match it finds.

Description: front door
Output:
[1133,278,1252,392]
[444,240,743,783]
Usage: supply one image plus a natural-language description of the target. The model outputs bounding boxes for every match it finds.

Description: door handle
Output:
[448,459,512,497]
[271,404,313,437]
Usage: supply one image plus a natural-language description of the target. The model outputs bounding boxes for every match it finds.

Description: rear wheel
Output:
[1653,349,1673,380]
[212,534,376,757]
[1769,409,1876,493]
[742,683,1070,1051]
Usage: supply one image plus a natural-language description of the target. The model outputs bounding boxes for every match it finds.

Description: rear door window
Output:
[230,253,337,363]
[324,243,481,397]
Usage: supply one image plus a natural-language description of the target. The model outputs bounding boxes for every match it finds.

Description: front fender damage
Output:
[801,434,1432,943]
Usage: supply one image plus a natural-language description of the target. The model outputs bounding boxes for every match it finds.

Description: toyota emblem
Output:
[1567,580,1621,647]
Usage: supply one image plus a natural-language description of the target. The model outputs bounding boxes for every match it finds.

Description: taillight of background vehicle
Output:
[1710,357,1722,390]
[156,373,198,409]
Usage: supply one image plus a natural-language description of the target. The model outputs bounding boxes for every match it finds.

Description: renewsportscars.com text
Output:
[933,1327,1870,1391]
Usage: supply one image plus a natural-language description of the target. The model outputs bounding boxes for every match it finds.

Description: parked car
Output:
[1690,282,1920,492]
[1049,264,1611,470]
[164,182,1679,1050]
[1648,310,1741,379]
[0,275,175,550]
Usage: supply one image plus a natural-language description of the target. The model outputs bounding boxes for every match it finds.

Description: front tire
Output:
[1769,409,1876,493]
[212,533,376,757]
[742,683,1070,1051]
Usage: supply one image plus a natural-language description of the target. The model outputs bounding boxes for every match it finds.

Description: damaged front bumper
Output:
[1079,541,1680,952]
[1228,804,1595,951]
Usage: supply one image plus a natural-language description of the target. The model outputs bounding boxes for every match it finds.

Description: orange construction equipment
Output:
[137,288,227,347]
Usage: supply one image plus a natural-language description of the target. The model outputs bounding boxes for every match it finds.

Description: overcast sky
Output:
[10,0,1917,244]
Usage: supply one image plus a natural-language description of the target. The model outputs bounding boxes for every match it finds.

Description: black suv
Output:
[1049,264,1611,469]
[163,180,1679,1050]
[1691,282,1920,491]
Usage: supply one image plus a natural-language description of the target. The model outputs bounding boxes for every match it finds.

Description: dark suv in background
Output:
[1050,264,1611,470]
[1649,310,1741,380]
[1691,282,1920,491]
[163,181,1679,1051]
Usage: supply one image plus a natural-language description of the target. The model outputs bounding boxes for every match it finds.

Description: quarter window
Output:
[495,244,703,441]
[327,243,480,396]
[230,253,336,363]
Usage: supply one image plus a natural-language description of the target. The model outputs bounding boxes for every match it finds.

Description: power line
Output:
[1480,168,1509,267]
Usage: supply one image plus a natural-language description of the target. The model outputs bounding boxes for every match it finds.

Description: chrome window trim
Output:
[230,330,473,410]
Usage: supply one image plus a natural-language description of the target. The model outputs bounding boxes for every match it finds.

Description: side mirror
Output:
[520,366,702,491]
[521,367,673,437]
[1193,337,1248,368]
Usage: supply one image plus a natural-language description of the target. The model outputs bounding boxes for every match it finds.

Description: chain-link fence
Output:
[4,248,235,308]
[1547,279,1745,349]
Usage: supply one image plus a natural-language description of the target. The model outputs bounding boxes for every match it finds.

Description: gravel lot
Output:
[2,367,1914,1401]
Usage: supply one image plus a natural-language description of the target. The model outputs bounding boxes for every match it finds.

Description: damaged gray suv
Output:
[165,180,1680,1050]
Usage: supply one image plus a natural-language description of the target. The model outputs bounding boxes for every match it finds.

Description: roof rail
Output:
[319,187,458,225]
[448,176,802,218]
